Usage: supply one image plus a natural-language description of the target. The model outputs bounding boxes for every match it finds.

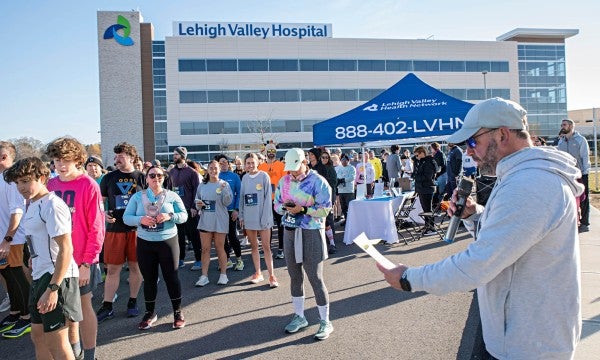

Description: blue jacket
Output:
[219,170,241,211]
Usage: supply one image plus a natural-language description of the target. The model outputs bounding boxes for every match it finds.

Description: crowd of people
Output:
[0,96,592,359]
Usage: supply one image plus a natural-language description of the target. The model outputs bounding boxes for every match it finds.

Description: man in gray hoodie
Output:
[378,97,583,360]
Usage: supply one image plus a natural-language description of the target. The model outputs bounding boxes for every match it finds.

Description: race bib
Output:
[141,222,164,232]
[281,212,302,228]
[244,193,258,206]
[173,187,185,197]
[115,194,131,210]
[203,200,216,212]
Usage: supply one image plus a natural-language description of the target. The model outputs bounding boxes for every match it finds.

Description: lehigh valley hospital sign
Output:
[173,22,332,39]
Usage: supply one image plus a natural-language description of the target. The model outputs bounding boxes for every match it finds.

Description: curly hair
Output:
[4,157,50,185]
[45,137,87,166]
[113,142,138,159]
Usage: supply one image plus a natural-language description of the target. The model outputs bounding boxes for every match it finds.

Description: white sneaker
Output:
[195,275,209,287]
[217,274,229,285]
[0,295,10,312]
[240,237,249,246]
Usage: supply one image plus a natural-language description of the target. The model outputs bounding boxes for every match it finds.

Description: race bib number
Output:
[282,212,302,228]
[141,222,164,232]
[203,200,216,212]
[115,194,131,210]
[173,187,185,197]
[244,193,258,206]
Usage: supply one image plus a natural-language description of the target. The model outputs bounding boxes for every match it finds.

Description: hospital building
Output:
[97,10,578,163]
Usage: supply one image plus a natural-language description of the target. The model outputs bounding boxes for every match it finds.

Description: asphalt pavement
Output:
[1,206,598,359]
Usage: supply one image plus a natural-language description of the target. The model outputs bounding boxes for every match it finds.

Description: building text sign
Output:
[173,22,332,39]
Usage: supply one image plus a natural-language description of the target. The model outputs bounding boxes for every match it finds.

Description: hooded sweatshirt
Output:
[406,147,583,360]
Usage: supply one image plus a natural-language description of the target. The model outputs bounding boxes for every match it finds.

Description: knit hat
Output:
[85,155,104,169]
[175,146,188,159]
[307,148,321,159]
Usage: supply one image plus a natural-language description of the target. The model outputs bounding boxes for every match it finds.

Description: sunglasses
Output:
[321,156,330,159]
[466,128,497,148]
[148,173,164,179]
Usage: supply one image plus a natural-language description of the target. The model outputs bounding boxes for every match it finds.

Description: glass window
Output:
[358,60,385,71]
[238,59,268,71]
[269,59,298,71]
[154,107,166,117]
[286,120,301,132]
[155,122,167,132]
[154,97,166,107]
[329,60,357,71]
[153,76,165,87]
[206,59,237,71]
[181,122,208,135]
[359,89,384,101]
[180,91,207,103]
[466,89,485,100]
[208,122,225,134]
[490,89,510,99]
[302,120,319,132]
[239,90,269,102]
[152,59,165,69]
[153,68,165,76]
[301,90,329,101]
[490,61,509,72]
[466,61,490,72]
[269,120,287,132]
[223,121,240,134]
[440,61,465,72]
[300,60,328,71]
[270,90,300,102]
[413,61,440,71]
[386,60,413,71]
[207,91,238,103]
[330,89,358,101]
[440,89,466,100]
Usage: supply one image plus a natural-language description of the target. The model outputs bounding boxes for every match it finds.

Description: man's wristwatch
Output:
[400,271,412,292]
[48,283,60,292]
[3,235,13,243]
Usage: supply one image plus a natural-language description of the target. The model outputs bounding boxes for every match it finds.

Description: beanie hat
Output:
[175,146,188,159]
[85,155,104,169]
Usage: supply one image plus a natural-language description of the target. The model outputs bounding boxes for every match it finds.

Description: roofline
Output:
[497,28,579,41]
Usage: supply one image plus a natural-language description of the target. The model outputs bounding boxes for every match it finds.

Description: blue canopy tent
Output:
[313,73,475,146]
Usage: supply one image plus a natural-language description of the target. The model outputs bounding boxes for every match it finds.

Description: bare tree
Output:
[9,137,47,160]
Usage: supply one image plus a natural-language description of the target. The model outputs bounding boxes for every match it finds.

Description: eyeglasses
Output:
[148,173,164,179]
[466,128,497,148]
[321,156,329,160]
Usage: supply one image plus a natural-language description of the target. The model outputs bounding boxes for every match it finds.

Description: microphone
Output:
[443,177,474,244]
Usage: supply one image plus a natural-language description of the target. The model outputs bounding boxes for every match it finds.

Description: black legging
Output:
[273,211,284,250]
[0,266,30,316]
[136,236,182,314]
[224,211,242,258]
[419,193,434,229]
[177,209,201,261]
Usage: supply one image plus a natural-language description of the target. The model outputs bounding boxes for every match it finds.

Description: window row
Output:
[180,119,320,136]
[177,59,509,73]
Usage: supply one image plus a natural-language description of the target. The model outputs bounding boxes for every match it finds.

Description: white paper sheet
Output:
[353,232,396,270]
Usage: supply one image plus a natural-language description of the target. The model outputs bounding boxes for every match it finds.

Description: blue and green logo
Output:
[103,15,134,46]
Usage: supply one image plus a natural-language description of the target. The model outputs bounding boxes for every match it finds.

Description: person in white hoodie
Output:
[378,97,583,360]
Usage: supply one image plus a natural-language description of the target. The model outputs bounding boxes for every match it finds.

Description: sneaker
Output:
[112,293,118,303]
[0,295,10,312]
[96,305,114,323]
[173,311,185,329]
[578,224,590,233]
[178,260,185,268]
[190,261,202,271]
[275,250,285,259]
[127,301,140,318]
[0,313,19,333]
[259,250,265,259]
[195,275,209,287]
[226,259,234,269]
[250,273,264,284]
[314,320,334,340]
[240,237,249,246]
[234,259,244,271]
[217,274,229,285]
[328,244,337,254]
[269,275,279,288]
[284,314,308,334]
[2,318,31,339]
[138,312,158,330]
[423,229,437,236]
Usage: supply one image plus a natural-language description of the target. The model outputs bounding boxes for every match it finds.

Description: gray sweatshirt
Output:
[238,171,273,230]
[195,180,232,233]
[407,146,583,359]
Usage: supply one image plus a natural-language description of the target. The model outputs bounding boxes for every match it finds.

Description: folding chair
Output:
[416,197,448,242]
[394,192,420,245]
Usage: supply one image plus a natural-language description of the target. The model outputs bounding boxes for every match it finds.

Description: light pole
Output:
[585,108,598,191]
[481,71,488,99]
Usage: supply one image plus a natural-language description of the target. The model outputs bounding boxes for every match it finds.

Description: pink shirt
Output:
[48,174,105,265]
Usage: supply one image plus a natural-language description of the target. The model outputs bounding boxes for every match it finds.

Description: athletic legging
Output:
[283,228,329,306]
[0,266,30,316]
[224,212,242,258]
[136,236,182,313]
[273,212,284,250]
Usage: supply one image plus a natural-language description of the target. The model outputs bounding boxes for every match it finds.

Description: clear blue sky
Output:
[1,0,598,145]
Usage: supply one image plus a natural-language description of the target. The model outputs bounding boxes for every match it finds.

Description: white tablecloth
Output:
[343,192,414,245]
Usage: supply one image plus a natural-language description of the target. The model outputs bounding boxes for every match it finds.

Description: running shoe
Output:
[284,314,308,333]
[275,250,285,259]
[269,275,279,288]
[250,273,264,284]
[178,260,185,268]
[234,259,244,271]
[0,313,19,333]
[226,259,234,269]
[190,261,202,271]
[314,320,334,340]
[138,312,158,330]
[96,305,114,323]
[195,275,209,287]
[0,295,10,312]
[328,244,337,254]
[240,237,249,246]
[173,311,185,329]
[2,318,31,339]
[217,274,229,285]
[127,300,140,318]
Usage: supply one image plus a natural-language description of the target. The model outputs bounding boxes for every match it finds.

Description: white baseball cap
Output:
[284,148,306,171]
[446,97,528,144]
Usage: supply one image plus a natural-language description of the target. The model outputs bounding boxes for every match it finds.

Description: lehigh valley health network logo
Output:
[103,15,134,46]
